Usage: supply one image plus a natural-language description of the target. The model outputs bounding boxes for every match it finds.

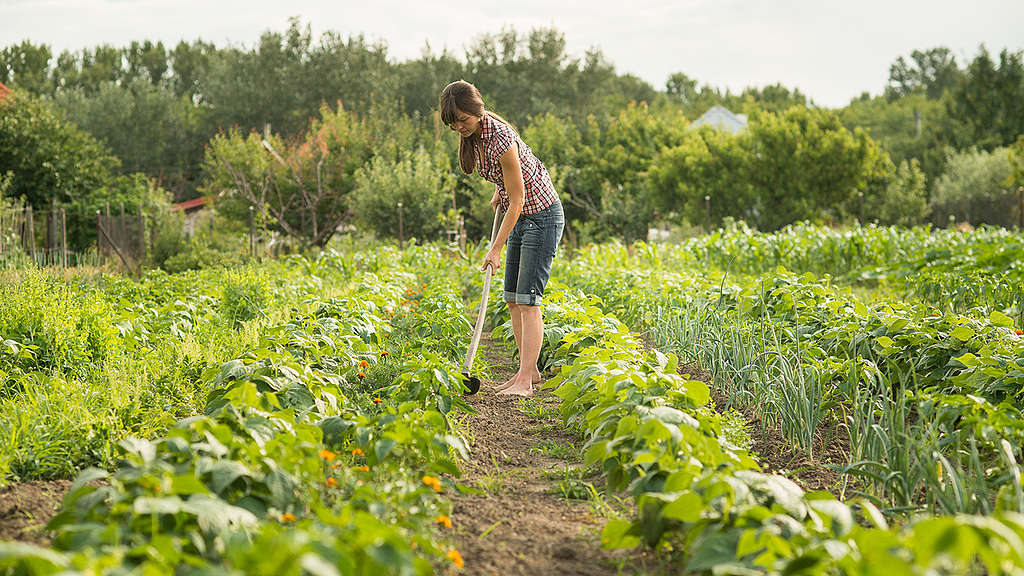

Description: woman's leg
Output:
[498,304,542,396]
[497,302,542,390]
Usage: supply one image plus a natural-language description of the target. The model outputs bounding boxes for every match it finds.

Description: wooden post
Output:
[25,205,35,263]
[96,209,131,269]
[397,201,404,249]
[60,208,67,268]
[704,195,711,233]
[137,205,146,265]
[858,191,864,225]
[249,206,255,258]
[102,202,111,254]
[119,202,127,256]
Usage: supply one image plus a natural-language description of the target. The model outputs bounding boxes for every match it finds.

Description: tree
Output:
[0,89,170,248]
[745,107,889,230]
[839,92,957,189]
[0,41,53,94]
[948,46,1024,150]
[864,159,929,226]
[0,89,118,207]
[54,78,207,200]
[351,147,453,240]
[930,146,1016,227]
[886,47,962,100]
[201,102,373,247]
[648,127,756,229]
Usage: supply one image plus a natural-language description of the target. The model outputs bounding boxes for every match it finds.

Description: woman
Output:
[440,80,564,397]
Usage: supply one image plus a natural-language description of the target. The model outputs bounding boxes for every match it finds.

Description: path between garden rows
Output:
[447,334,650,576]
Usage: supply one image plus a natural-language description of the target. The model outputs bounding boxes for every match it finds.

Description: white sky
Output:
[1,0,1022,108]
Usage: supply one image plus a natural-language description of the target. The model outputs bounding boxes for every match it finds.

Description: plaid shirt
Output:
[474,114,558,214]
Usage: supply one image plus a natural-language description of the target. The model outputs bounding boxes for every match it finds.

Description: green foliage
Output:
[351,147,453,241]
[948,46,1024,150]
[885,47,963,100]
[747,106,889,229]
[0,89,119,207]
[202,102,374,247]
[220,271,271,325]
[649,126,756,229]
[839,93,957,188]
[53,77,207,199]
[929,146,1015,226]
[866,158,929,226]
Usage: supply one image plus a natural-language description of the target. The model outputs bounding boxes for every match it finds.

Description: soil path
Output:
[448,334,647,576]
[0,480,69,544]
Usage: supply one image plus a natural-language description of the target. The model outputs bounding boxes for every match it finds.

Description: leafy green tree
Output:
[54,78,207,200]
[745,107,889,229]
[839,93,957,188]
[948,46,1024,150]
[351,147,453,240]
[864,159,929,226]
[648,127,756,229]
[0,89,118,207]
[201,102,373,247]
[0,89,170,248]
[0,41,53,94]
[886,47,962,100]
[930,146,1016,227]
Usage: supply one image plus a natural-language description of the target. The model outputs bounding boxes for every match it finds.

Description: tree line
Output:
[1,18,1023,253]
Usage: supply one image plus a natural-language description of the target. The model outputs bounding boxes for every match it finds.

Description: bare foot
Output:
[493,371,542,391]
[496,383,533,397]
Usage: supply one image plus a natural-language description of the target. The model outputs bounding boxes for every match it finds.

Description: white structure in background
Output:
[691,105,747,134]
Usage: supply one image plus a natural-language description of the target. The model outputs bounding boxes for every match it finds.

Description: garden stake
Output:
[462,207,504,394]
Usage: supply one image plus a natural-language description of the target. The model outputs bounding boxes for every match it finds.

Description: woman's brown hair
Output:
[440,80,516,174]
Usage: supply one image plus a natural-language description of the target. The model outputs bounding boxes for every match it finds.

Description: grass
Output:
[531,438,578,461]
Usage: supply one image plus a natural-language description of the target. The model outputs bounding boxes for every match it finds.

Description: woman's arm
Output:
[481,143,524,272]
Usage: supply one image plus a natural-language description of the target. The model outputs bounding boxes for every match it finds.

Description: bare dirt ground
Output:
[448,334,657,576]
[0,479,68,544]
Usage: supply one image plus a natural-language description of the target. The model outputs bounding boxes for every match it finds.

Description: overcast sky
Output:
[2,0,1022,108]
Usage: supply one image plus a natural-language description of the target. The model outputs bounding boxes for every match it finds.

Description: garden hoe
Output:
[461,207,504,395]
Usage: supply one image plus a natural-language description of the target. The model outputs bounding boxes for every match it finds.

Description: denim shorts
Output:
[504,201,564,306]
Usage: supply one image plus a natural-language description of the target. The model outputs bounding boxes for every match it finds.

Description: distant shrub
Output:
[930,146,1015,227]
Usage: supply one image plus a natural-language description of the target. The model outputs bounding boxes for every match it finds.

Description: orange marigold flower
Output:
[357,465,370,472]
[325,477,338,487]
[422,475,442,492]
[318,449,336,461]
[357,371,366,379]
[351,448,365,456]
[380,351,390,357]
[436,515,452,528]
[1017,329,1023,335]
[280,513,296,523]
[359,359,369,368]
[447,548,464,569]
[372,397,383,404]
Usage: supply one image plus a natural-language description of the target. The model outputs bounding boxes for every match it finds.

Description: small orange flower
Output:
[325,477,337,487]
[318,449,336,461]
[447,548,464,569]
[436,515,452,528]
[357,371,366,379]
[280,513,296,523]
[357,465,369,472]
[422,475,442,492]
[1016,329,1023,335]
[359,360,369,368]
[351,448,365,456]
[380,351,390,358]
[372,397,383,404]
